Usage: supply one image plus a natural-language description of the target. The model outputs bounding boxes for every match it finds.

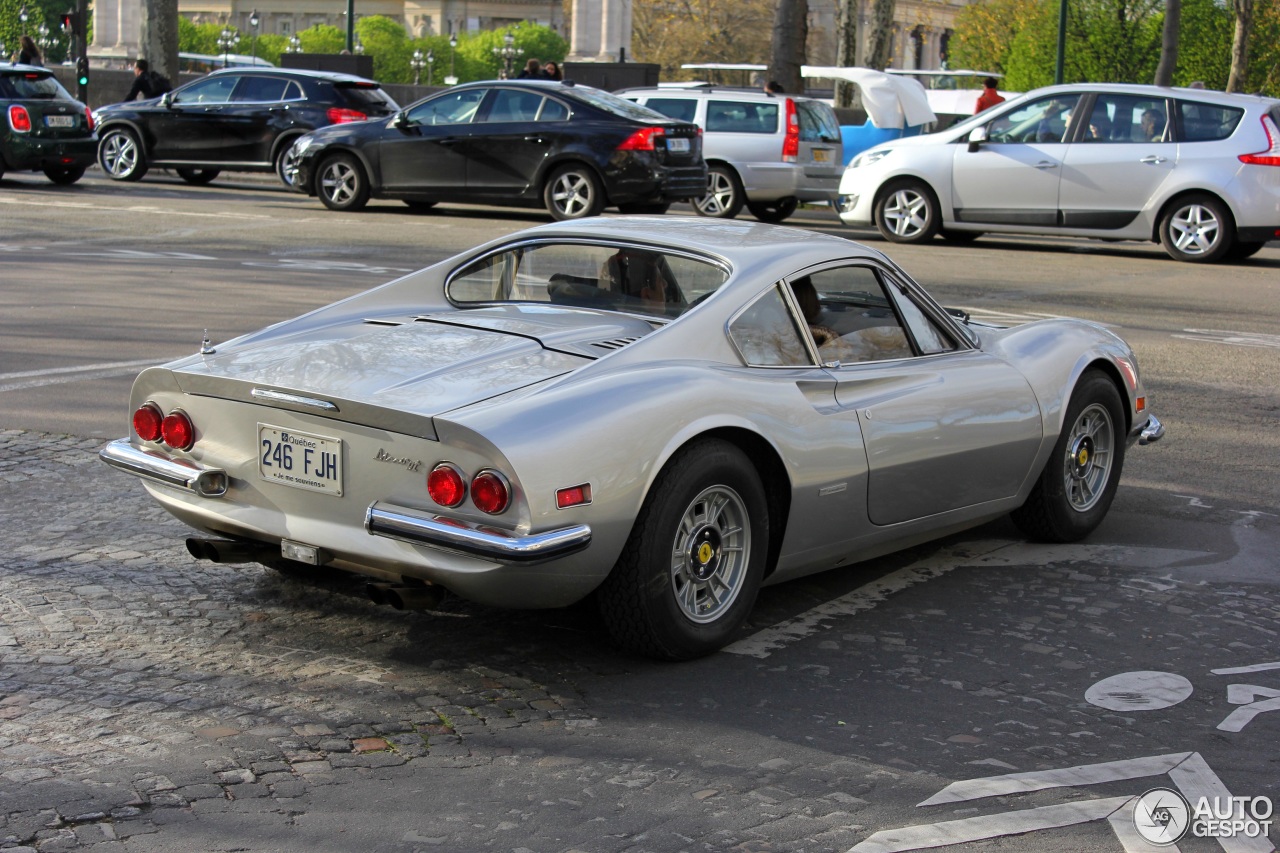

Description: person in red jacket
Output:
[975,77,1005,114]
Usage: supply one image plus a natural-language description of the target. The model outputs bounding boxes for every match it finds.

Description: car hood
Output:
[167,306,654,424]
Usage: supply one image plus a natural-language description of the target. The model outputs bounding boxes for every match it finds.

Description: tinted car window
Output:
[0,72,70,99]
[796,99,840,142]
[175,75,238,104]
[233,75,289,102]
[645,98,697,123]
[706,101,778,133]
[538,99,569,122]
[1083,94,1170,142]
[1176,100,1244,141]
[335,82,397,113]
[569,86,674,121]
[408,89,485,125]
[485,89,544,122]
[283,80,304,101]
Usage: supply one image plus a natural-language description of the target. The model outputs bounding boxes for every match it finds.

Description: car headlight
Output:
[850,149,891,169]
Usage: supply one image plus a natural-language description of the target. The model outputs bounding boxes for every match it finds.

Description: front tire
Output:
[597,439,768,660]
[1159,193,1233,262]
[176,168,220,185]
[543,164,605,220]
[98,128,148,182]
[1012,370,1126,543]
[693,165,744,219]
[316,153,370,212]
[747,197,798,223]
[875,180,941,243]
[43,165,86,185]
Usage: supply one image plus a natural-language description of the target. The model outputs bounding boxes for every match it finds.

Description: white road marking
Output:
[1173,329,1280,349]
[1217,686,1280,733]
[1107,799,1173,853]
[1084,671,1194,711]
[918,753,1192,806]
[0,359,162,394]
[1213,662,1280,675]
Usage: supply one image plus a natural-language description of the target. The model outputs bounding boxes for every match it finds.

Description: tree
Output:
[769,0,808,94]
[1227,0,1253,91]
[947,0,1042,75]
[834,0,858,107]
[632,0,774,83]
[1174,0,1232,88]
[865,0,897,70]
[1153,0,1180,85]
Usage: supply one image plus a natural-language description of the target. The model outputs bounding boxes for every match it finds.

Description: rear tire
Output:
[693,165,744,219]
[747,197,798,223]
[176,168,220,185]
[617,202,671,215]
[43,165,86,185]
[1011,370,1125,543]
[316,153,370,212]
[543,164,605,220]
[275,140,302,188]
[1158,193,1233,262]
[98,128,149,182]
[597,439,768,660]
[875,180,941,243]
[1225,240,1266,262]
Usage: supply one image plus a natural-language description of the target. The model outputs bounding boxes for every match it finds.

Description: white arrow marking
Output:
[919,753,1191,806]
[1213,662,1280,676]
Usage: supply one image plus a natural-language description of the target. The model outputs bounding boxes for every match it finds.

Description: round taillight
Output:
[470,470,510,515]
[133,403,164,442]
[427,463,466,508]
[161,410,195,450]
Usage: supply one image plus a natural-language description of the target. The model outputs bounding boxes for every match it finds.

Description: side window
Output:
[407,89,486,126]
[794,266,915,363]
[706,101,778,134]
[174,75,238,104]
[1176,100,1244,141]
[1089,95,1171,143]
[231,75,289,103]
[538,99,569,121]
[485,89,544,123]
[729,285,813,367]
[644,98,697,123]
[987,94,1081,144]
[883,279,958,355]
[282,80,304,101]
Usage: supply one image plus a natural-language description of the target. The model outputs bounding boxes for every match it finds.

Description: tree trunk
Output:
[1153,0,1180,86]
[1226,0,1252,92]
[834,0,859,107]
[140,0,180,83]
[865,0,896,71]
[769,0,808,95]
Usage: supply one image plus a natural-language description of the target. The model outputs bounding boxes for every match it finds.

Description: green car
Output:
[1,64,97,184]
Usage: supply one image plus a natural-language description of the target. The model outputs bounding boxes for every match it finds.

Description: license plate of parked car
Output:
[44,115,74,127]
[258,425,343,496]
[667,137,690,153]
[812,148,831,163]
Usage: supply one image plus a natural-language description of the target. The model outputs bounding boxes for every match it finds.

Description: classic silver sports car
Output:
[100,218,1164,660]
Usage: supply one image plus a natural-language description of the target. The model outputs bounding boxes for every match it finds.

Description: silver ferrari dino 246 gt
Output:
[101,218,1165,660]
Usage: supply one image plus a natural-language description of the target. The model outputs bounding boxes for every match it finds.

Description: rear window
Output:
[1175,100,1244,141]
[706,101,778,134]
[335,82,399,113]
[570,85,674,121]
[644,98,697,123]
[0,72,72,100]
[796,99,841,142]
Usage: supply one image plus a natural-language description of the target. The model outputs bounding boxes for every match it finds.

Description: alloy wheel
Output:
[668,485,751,624]
[1062,402,1114,512]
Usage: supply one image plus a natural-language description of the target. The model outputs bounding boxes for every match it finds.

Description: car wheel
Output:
[617,202,671,215]
[402,200,438,211]
[543,164,605,220]
[746,197,798,223]
[597,438,768,660]
[42,165,86,185]
[176,168,220,186]
[275,141,302,189]
[1011,370,1126,543]
[693,165,744,219]
[940,228,982,244]
[1158,194,1233,262]
[1224,239,1266,262]
[875,180,941,243]
[317,153,370,212]
[98,128,149,182]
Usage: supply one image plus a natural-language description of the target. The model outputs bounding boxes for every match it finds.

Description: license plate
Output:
[258,424,343,496]
[667,137,690,153]
[812,148,832,164]
[45,115,75,127]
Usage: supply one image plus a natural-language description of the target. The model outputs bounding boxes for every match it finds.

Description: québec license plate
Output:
[667,137,690,153]
[45,115,75,127]
[258,424,343,496]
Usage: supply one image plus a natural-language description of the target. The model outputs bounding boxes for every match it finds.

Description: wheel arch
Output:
[1077,357,1133,437]
[1150,188,1238,243]
[872,175,942,227]
[537,156,609,199]
[97,119,152,154]
[270,131,307,165]
[312,144,380,194]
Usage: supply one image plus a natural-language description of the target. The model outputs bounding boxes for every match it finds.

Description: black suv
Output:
[1,64,97,184]
[93,67,399,186]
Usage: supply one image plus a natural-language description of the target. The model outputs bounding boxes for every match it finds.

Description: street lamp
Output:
[426,49,434,86]
[36,20,49,51]
[354,34,364,54]
[445,33,457,85]
[288,34,301,53]
[410,47,424,85]
[493,31,521,80]
[218,26,238,67]
[248,9,260,62]
[18,5,28,24]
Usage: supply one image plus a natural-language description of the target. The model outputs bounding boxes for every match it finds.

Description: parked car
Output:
[99,217,1164,660]
[837,82,1280,262]
[0,64,96,185]
[621,85,843,222]
[287,79,707,220]
[93,67,399,187]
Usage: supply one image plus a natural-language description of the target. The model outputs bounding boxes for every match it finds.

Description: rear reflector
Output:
[326,107,368,124]
[556,484,592,509]
[1239,115,1280,166]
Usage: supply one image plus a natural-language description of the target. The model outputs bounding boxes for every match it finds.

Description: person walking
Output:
[15,35,43,66]
[124,59,172,101]
[974,77,1004,114]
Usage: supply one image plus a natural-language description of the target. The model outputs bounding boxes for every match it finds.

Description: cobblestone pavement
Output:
[2,429,1277,853]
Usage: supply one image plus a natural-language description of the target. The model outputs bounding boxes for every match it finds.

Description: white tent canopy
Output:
[801,66,937,129]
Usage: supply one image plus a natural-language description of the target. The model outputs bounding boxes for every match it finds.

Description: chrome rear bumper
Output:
[1136,414,1165,446]
[99,438,228,498]
[365,501,591,565]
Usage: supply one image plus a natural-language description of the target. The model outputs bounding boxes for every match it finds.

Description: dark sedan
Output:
[1,65,96,184]
[93,67,399,187]
[288,79,707,220]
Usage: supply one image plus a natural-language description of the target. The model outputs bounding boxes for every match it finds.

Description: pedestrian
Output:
[975,77,1004,114]
[15,34,43,67]
[543,60,563,81]
[124,58,172,101]
[764,80,784,94]
[517,58,544,79]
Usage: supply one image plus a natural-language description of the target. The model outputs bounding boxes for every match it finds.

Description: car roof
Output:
[1023,82,1280,108]
[206,66,379,85]
[618,86,819,102]
[1,64,53,76]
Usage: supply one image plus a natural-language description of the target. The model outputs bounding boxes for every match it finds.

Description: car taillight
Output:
[471,471,510,515]
[326,107,368,124]
[427,463,466,508]
[617,126,664,151]
[160,410,195,451]
[8,105,31,133]
[85,106,95,132]
[782,97,799,163]
[1239,115,1280,166]
[133,403,164,442]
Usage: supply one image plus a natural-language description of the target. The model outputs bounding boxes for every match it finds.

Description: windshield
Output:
[570,86,679,122]
[0,72,72,100]
[448,241,730,320]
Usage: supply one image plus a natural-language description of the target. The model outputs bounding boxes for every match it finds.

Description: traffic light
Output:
[60,11,83,37]
[76,56,89,88]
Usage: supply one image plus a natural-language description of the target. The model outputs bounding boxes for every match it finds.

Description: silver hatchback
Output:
[837,83,1280,262]
[623,86,844,223]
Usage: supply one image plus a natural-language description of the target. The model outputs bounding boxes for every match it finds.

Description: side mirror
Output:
[393,110,411,129]
[160,91,175,108]
[967,126,988,153]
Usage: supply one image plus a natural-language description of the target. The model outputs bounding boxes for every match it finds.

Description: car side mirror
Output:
[967,126,988,152]
[161,91,175,108]
[393,110,411,129]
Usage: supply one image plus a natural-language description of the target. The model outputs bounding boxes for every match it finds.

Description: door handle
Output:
[523,135,546,144]
[1033,161,1058,170]
[1140,155,1169,164]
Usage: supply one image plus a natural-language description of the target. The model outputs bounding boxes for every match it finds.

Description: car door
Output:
[465,89,569,196]
[220,74,294,165]
[149,73,240,163]
[378,87,485,196]
[951,93,1083,227]
[1058,93,1176,229]
[803,263,1043,526]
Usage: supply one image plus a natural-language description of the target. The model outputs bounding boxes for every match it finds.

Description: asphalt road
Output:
[1,170,1278,853]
